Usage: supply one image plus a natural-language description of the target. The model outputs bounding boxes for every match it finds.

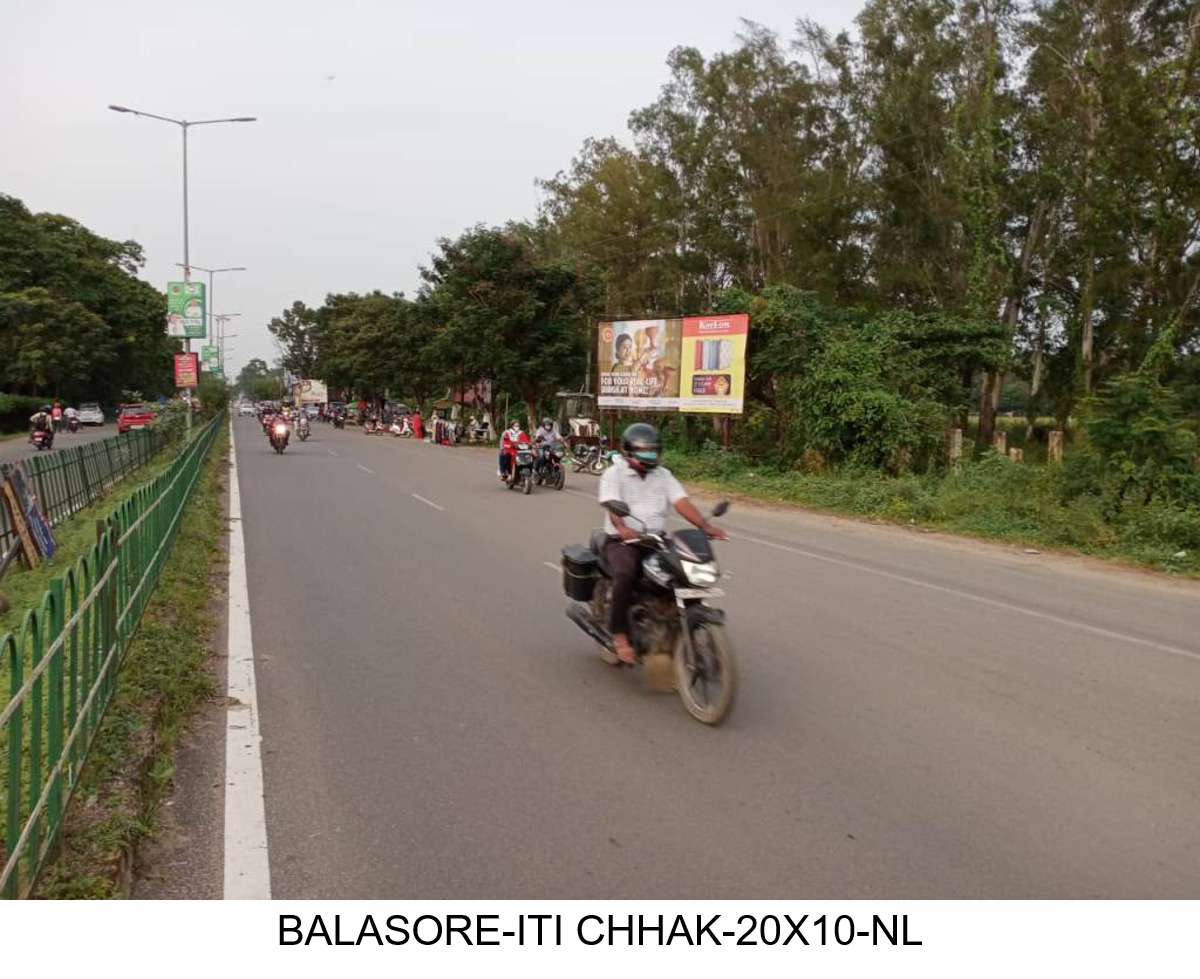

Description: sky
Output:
[2,0,862,379]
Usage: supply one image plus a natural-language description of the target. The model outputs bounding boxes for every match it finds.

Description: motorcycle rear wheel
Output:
[674,622,736,725]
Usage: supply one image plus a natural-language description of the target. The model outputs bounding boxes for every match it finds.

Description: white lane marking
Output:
[328,450,339,457]
[224,419,272,899]
[736,532,1200,665]
[542,561,559,572]
[357,464,374,475]
[412,493,445,511]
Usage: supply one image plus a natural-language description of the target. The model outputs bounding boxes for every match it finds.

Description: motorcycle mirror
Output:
[602,500,631,518]
[712,501,730,517]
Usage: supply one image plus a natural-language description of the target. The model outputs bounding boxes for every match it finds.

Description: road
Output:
[227,417,1200,899]
[0,425,113,466]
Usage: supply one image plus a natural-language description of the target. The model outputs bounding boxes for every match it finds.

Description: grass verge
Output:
[33,426,229,898]
[0,448,180,633]
[667,447,1200,577]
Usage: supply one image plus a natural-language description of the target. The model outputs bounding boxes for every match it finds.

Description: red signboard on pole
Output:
[174,352,200,388]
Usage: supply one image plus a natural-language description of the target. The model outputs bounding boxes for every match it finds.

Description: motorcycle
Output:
[390,417,413,438]
[68,416,80,433]
[571,443,613,475]
[296,416,311,441]
[503,443,536,495]
[332,413,345,430]
[534,441,567,491]
[30,428,54,451]
[269,420,290,454]
[561,500,735,725]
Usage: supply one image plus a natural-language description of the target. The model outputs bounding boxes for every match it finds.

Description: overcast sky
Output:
[3,0,862,378]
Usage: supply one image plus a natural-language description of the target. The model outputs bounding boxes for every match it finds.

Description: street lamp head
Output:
[108,104,132,113]
[232,117,257,123]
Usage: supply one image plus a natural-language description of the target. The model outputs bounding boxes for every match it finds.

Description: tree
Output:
[267,301,322,378]
[235,358,283,401]
[421,227,591,425]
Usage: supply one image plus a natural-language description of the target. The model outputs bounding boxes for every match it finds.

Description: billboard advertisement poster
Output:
[166,281,206,339]
[597,314,747,413]
[597,319,684,409]
[174,352,200,388]
[292,379,328,404]
[201,345,219,363]
[679,313,749,413]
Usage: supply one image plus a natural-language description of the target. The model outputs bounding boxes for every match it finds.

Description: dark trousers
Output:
[602,537,641,637]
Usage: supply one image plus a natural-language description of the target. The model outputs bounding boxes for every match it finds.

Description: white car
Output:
[238,403,256,417]
[77,403,105,426]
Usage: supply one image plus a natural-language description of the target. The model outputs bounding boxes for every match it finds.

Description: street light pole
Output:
[176,264,246,357]
[110,105,255,434]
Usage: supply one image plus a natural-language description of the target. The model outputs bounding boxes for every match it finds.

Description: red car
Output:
[117,405,156,434]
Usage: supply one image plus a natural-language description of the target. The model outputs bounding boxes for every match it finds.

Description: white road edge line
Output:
[357,463,374,474]
[412,493,445,511]
[224,418,272,899]
[542,561,559,571]
[736,532,1200,665]
[328,449,339,456]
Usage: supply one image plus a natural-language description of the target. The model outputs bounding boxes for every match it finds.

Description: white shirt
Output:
[598,456,687,536]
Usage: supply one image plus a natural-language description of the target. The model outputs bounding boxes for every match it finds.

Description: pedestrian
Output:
[412,409,424,441]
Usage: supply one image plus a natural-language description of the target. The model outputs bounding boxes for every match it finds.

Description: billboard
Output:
[292,379,328,404]
[174,352,199,388]
[166,281,206,339]
[597,314,748,413]
[201,344,219,363]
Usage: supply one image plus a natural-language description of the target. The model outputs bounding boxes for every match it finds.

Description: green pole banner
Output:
[201,344,219,362]
[166,281,206,339]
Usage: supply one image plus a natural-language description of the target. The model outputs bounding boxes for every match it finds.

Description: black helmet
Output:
[621,422,661,474]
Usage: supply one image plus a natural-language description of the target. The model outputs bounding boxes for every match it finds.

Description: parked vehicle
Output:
[561,500,736,725]
[117,405,156,434]
[77,403,105,426]
[571,443,613,474]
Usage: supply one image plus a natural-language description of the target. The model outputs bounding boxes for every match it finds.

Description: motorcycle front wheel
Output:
[555,468,565,490]
[589,457,606,475]
[675,622,736,725]
[523,473,532,495]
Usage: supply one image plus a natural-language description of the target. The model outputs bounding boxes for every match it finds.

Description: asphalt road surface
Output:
[231,417,1200,899]
[0,424,113,466]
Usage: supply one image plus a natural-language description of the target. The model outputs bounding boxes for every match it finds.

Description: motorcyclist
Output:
[498,419,529,480]
[534,417,562,474]
[30,405,54,446]
[598,422,726,665]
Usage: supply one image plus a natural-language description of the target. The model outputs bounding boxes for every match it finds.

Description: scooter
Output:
[30,428,54,451]
[503,444,537,495]
[68,416,80,433]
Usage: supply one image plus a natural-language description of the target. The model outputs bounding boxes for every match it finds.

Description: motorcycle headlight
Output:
[274,424,287,434]
[681,560,719,587]
[643,554,673,587]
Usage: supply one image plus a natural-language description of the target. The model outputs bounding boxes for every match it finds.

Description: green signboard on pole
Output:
[201,345,219,363]
[166,281,206,339]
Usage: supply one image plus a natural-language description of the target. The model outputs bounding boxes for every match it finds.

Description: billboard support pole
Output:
[608,411,617,449]
[722,414,732,451]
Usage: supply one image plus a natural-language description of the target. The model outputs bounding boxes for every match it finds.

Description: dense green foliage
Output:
[260,0,1198,562]
[0,194,178,410]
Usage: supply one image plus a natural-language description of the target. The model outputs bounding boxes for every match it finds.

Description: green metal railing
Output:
[0,428,166,553]
[0,414,224,898]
